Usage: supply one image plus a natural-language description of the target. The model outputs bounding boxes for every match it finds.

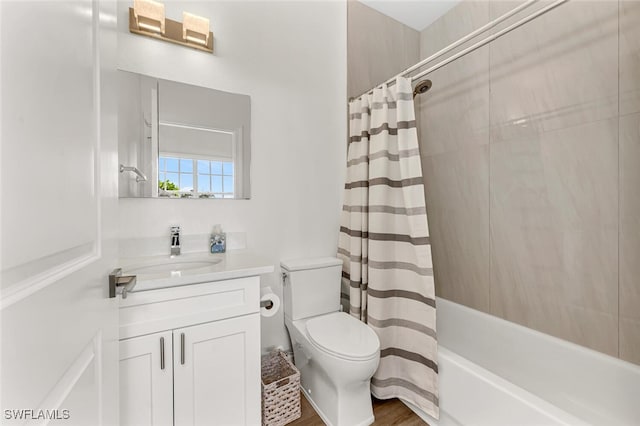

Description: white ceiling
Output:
[358,0,461,32]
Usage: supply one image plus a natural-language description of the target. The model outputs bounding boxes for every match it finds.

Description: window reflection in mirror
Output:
[158,156,234,199]
[117,70,251,199]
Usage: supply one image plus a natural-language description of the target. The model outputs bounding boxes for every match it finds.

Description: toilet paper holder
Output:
[260,299,274,310]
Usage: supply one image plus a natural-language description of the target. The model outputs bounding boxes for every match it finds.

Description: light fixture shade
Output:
[182,12,210,46]
[128,2,213,53]
[133,0,165,34]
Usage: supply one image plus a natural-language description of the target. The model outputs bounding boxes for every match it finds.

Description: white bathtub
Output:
[403,298,640,426]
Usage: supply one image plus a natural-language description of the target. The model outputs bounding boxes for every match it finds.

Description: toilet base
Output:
[292,339,377,426]
[301,387,374,426]
[286,314,379,426]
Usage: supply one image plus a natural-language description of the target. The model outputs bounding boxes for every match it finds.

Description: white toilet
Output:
[281,257,380,426]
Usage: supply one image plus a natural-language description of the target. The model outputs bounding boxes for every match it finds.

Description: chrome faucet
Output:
[170,226,181,255]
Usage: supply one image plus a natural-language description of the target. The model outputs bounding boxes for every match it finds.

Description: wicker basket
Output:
[261,351,301,426]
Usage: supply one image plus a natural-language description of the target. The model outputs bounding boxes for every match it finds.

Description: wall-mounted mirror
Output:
[118,70,251,199]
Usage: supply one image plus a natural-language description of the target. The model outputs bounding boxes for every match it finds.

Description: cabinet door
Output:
[174,314,261,426]
[119,331,174,426]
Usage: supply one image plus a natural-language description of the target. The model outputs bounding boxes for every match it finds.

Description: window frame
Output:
[158,152,235,199]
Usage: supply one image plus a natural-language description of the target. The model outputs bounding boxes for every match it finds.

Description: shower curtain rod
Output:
[353,0,569,100]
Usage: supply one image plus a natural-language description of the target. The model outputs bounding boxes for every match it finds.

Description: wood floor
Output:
[287,392,429,426]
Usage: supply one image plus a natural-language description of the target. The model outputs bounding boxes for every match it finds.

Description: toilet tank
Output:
[281,257,343,321]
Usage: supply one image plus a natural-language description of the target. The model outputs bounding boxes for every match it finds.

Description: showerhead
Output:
[413,79,432,98]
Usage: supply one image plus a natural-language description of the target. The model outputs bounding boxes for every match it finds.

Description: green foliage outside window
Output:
[159,180,179,191]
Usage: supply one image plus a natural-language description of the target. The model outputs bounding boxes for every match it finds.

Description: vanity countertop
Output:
[119,250,275,292]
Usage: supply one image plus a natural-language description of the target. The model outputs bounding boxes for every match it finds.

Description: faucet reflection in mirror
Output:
[117,71,251,199]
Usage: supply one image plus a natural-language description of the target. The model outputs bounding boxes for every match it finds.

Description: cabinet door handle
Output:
[180,333,185,365]
[160,337,165,370]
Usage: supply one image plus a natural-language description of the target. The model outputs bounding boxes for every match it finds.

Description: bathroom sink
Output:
[126,258,222,274]
[117,251,274,293]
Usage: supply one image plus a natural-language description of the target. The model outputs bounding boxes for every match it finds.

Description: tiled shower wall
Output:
[417,1,640,364]
[347,1,419,99]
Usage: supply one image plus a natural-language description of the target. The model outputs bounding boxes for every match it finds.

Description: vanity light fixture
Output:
[132,0,165,34]
[182,12,210,46]
[129,2,213,53]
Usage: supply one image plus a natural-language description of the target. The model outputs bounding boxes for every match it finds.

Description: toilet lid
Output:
[306,312,380,361]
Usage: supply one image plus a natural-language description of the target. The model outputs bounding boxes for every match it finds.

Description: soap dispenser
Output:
[210,224,226,253]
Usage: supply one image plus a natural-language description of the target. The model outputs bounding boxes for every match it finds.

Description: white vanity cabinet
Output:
[118,276,262,426]
[173,315,260,425]
[120,331,173,426]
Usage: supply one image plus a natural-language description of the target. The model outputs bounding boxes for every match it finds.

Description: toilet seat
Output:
[305,312,379,361]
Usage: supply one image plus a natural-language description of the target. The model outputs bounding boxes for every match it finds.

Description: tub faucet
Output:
[170,226,181,255]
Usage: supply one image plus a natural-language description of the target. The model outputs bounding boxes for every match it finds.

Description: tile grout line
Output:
[488,3,492,315]
[617,0,621,359]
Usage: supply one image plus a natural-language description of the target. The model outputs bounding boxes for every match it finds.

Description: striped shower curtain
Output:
[338,77,439,419]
